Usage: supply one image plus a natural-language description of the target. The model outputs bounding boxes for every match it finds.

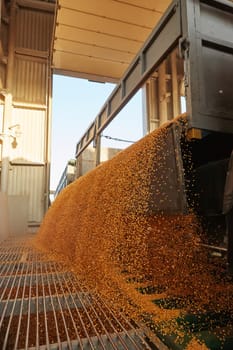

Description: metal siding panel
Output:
[53,51,128,81]
[124,60,141,95]
[80,148,95,176]
[16,8,54,52]
[57,8,151,42]
[54,0,172,81]
[111,0,171,12]
[55,24,141,54]
[3,1,53,226]
[8,165,45,222]
[54,38,133,64]
[144,6,181,73]
[200,46,233,117]
[200,3,233,44]
[183,0,233,134]
[59,0,164,28]
[10,108,46,164]
[13,56,47,104]
[148,123,187,214]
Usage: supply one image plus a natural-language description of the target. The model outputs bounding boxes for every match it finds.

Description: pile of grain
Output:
[34,117,233,345]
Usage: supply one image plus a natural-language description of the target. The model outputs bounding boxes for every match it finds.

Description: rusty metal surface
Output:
[0,236,158,350]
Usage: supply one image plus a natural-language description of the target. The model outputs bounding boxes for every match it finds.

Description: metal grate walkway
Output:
[0,236,162,350]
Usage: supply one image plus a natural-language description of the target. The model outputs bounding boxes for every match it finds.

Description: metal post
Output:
[95,134,101,167]
[76,154,83,178]
[142,83,149,136]
[149,77,159,131]
[171,50,181,118]
[142,78,159,135]
[44,64,53,211]
[158,61,167,126]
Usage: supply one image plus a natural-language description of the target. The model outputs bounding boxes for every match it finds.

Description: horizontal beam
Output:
[53,68,119,84]
[0,293,90,316]
[17,0,55,12]
[75,0,182,157]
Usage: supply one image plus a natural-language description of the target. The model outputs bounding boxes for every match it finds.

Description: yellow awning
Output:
[52,0,171,82]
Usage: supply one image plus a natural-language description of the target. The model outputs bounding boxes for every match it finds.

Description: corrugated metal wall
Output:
[10,108,46,164]
[16,7,53,52]
[8,165,45,222]
[13,56,48,105]
[2,0,55,230]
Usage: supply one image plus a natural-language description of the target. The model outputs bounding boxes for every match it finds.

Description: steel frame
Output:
[75,0,181,158]
[75,0,233,161]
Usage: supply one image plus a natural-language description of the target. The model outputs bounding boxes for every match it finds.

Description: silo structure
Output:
[0,0,55,235]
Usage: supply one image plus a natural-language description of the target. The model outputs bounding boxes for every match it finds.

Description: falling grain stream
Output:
[1,118,233,349]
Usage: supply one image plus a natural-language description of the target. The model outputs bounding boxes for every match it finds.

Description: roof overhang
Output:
[52,0,172,83]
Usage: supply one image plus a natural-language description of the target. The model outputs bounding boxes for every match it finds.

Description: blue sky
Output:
[51,75,143,190]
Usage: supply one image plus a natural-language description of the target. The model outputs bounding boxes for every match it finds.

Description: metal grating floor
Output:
[0,236,162,350]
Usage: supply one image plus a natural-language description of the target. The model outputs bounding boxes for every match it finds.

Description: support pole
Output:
[76,155,83,178]
[142,83,149,136]
[171,50,181,118]
[158,61,167,126]
[44,63,52,211]
[149,78,159,131]
[95,134,101,167]
[142,78,159,135]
